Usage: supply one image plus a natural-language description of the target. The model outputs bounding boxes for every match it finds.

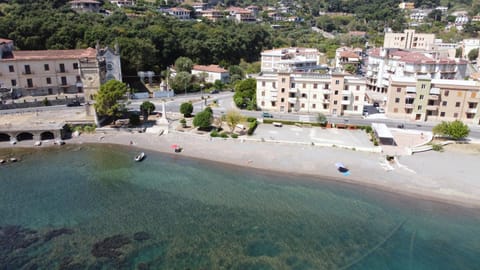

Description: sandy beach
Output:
[3,129,476,209]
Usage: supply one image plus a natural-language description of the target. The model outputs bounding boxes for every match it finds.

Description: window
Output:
[355,96,359,101]
[354,105,358,111]
[342,105,347,110]
[281,88,285,93]
[271,101,276,107]
[281,98,284,102]
[313,83,317,89]
[419,95,424,100]
[444,90,449,96]
[455,102,460,107]
[44,64,50,71]
[281,78,285,83]
[272,82,276,88]
[59,63,65,73]
[73,63,79,70]
[261,101,265,106]
[442,101,447,106]
[261,91,265,96]
[262,81,265,87]
[469,102,477,109]
[27,79,33,88]
[11,79,16,86]
[335,80,340,85]
[46,78,51,84]
[324,84,329,89]
[61,76,67,85]
[356,85,360,91]
[421,84,425,89]
[417,105,422,111]
[312,104,316,109]
[301,103,305,108]
[440,112,445,117]
[303,83,306,88]
[313,94,317,99]
[454,112,458,118]
[334,101,338,105]
[466,113,475,119]
[24,65,31,74]
[9,65,14,72]
[301,93,307,98]
[343,96,348,101]
[334,90,338,95]
[394,108,398,113]
[395,98,400,103]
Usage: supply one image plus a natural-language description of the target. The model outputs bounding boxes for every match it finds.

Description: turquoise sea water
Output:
[0,144,479,269]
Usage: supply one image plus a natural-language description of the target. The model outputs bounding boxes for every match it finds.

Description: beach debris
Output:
[34,141,42,146]
[91,234,131,259]
[171,144,182,153]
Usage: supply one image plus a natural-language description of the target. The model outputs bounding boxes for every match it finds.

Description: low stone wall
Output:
[0,96,85,110]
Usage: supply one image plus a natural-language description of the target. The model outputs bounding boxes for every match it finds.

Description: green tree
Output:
[468,48,478,61]
[179,102,193,117]
[94,80,128,121]
[225,110,244,133]
[140,101,156,121]
[171,71,192,94]
[432,121,470,140]
[174,56,194,73]
[317,113,327,125]
[344,64,357,74]
[193,109,212,130]
[234,78,256,110]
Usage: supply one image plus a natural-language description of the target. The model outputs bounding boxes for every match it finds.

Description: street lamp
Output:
[200,83,204,110]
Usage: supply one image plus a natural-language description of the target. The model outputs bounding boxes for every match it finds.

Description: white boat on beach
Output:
[134,152,145,162]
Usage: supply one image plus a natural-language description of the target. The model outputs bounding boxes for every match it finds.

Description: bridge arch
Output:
[16,132,34,141]
[0,133,10,142]
[40,131,55,140]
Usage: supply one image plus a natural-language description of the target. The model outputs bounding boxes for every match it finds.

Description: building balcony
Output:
[405,93,416,99]
[467,108,478,113]
[57,70,68,73]
[22,71,34,75]
[342,90,351,96]
[323,89,330,94]
[427,105,438,111]
[341,100,350,105]
[428,95,439,100]
[405,103,414,109]
[288,97,297,103]
[322,100,330,104]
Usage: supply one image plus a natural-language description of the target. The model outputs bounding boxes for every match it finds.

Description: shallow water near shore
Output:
[1,144,479,269]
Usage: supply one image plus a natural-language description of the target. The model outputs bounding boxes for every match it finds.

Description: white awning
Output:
[406,86,416,93]
[371,123,394,139]
[430,87,440,95]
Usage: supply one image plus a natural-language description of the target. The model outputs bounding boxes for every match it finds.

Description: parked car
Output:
[377,107,385,113]
[67,101,81,107]
[262,112,274,118]
[211,90,220,94]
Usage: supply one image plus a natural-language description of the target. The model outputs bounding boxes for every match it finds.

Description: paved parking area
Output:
[253,123,374,149]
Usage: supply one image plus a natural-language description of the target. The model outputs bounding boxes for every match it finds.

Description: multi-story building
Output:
[256,72,366,116]
[365,48,467,93]
[199,9,225,22]
[335,47,362,72]
[383,29,435,50]
[461,39,480,59]
[260,48,322,73]
[160,7,191,20]
[398,2,415,10]
[0,39,122,104]
[225,7,256,23]
[69,0,101,13]
[385,76,480,124]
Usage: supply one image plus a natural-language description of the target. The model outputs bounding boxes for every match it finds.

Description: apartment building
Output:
[335,47,362,71]
[0,39,122,104]
[69,0,101,13]
[161,7,191,20]
[110,0,135,7]
[365,48,467,93]
[199,9,225,22]
[225,7,256,23]
[385,76,480,124]
[256,72,366,116]
[384,29,435,50]
[260,48,322,73]
[398,2,415,10]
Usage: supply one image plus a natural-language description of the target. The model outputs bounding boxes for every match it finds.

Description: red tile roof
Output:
[3,48,97,61]
[193,64,227,73]
[340,51,359,58]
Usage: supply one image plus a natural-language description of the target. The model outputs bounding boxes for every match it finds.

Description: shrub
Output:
[231,133,238,139]
[220,132,229,138]
[129,114,141,126]
[247,120,258,135]
[246,117,256,122]
[210,130,219,137]
[83,125,96,133]
[179,102,193,117]
[180,118,187,128]
[431,143,444,151]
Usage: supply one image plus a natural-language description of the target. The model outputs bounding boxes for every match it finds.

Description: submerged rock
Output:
[0,225,40,253]
[91,234,131,259]
[44,228,74,242]
[133,232,150,242]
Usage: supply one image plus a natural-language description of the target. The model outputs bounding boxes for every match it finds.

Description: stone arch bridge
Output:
[0,125,64,143]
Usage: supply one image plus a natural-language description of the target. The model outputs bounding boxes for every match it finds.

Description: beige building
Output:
[398,2,415,10]
[384,29,435,50]
[260,48,323,73]
[191,64,229,84]
[385,76,480,124]
[69,0,101,13]
[256,72,366,116]
[199,9,225,22]
[0,39,122,104]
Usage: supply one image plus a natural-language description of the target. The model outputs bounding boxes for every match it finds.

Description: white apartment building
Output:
[110,0,135,7]
[365,48,467,93]
[256,72,366,116]
[260,48,322,73]
[161,7,191,20]
[69,0,100,13]
[383,29,435,50]
[0,39,122,103]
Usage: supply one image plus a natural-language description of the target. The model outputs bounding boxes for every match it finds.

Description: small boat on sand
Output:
[0,159,5,164]
[134,152,145,162]
[9,157,18,163]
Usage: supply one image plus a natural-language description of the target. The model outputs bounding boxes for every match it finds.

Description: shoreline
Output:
[2,131,480,209]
